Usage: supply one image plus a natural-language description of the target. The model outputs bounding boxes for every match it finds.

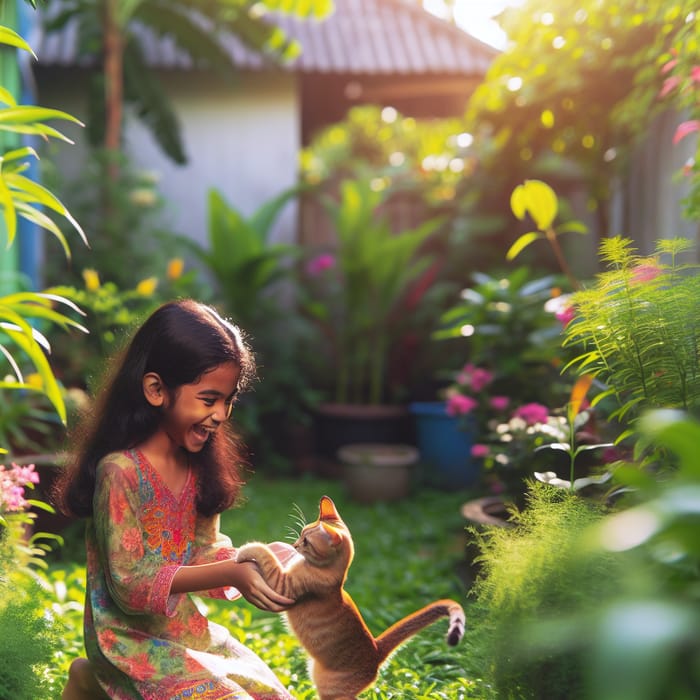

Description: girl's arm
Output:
[170,557,294,612]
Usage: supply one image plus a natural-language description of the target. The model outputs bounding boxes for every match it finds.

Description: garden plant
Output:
[0,17,89,699]
[463,177,700,699]
[299,177,445,406]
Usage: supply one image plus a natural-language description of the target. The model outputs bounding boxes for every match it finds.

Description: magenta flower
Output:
[306,253,335,276]
[471,443,490,458]
[672,120,700,146]
[555,305,576,326]
[0,463,39,513]
[513,402,549,425]
[489,395,510,411]
[631,263,662,284]
[446,394,478,416]
[470,367,494,392]
[659,75,680,97]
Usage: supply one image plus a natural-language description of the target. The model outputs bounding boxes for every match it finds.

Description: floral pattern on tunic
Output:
[84,449,291,700]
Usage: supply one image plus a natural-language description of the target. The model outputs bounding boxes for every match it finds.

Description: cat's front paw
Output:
[235,544,260,564]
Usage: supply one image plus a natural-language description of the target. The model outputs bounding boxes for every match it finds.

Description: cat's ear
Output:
[323,524,343,547]
[319,496,341,522]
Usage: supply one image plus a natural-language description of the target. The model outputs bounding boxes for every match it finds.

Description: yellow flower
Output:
[82,268,100,291]
[136,277,158,296]
[167,258,184,281]
[129,188,157,207]
[26,373,43,389]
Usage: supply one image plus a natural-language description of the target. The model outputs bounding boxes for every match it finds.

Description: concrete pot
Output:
[337,442,419,504]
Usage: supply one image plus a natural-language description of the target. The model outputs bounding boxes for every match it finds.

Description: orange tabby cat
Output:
[235,495,465,700]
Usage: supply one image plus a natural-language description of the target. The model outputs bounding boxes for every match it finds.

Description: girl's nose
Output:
[213,399,233,421]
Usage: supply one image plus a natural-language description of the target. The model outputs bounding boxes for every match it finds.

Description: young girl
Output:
[53,299,296,700]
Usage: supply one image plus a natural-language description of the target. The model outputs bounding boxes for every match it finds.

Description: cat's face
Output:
[294,496,353,568]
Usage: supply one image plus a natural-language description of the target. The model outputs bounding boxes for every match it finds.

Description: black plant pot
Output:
[312,403,414,477]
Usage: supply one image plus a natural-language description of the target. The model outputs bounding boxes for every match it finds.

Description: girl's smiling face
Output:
[160,361,241,452]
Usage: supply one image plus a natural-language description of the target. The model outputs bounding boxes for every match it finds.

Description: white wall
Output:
[612,109,699,256]
[37,69,301,251]
[125,71,300,248]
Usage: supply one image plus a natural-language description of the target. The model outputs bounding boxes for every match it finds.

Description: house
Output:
[29,0,498,259]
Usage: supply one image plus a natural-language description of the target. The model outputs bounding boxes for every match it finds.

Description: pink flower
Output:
[471,444,490,458]
[17,464,39,485]
[555,305,576,326]
[513,402,549,425]
[691,66,700,83]
[446,394,478,416]
[659,76,680,98]
[489,395,510,411]
[306,253,335,276]
[470,367,494,392]
[631,263,662,284]
[456,370,470,385]
[0,463,39,513]
[661,58,678,74]
[457,364,494,391]
[673,120,700,146]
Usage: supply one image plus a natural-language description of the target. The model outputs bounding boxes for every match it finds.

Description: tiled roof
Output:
[35,0,497,76]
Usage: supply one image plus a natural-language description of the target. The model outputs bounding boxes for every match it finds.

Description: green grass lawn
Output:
[47,474,491,699]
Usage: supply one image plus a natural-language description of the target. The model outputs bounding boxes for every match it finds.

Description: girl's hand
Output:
[234,561,295,612]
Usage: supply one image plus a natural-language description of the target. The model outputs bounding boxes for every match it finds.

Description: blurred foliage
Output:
[472,409,700,700]
[302,2,700,278]
[298,178,446,405]
[300,105,509,280]
[466,0,700,230]
[300,105,469,206]
[43,149,202,292]
[564,236,700,430]
[435,267,572,406]
[0,573,64,700]
[42,0,333,163]
[469,483,621,699]
[0,21,82,698]
[0,388,62,454]
[47,260,200,391]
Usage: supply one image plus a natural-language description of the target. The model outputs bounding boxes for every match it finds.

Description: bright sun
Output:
[423,0,526,49]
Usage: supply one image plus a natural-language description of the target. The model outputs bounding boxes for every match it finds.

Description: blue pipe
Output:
[17,0,40,290]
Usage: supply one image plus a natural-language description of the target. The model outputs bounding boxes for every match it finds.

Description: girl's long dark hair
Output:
[53,299,256,518]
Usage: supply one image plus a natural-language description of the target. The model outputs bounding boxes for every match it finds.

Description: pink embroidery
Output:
[121,527,143,554]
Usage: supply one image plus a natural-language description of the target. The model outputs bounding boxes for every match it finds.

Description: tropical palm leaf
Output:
[123,37,186,163]
[42,0,333,163]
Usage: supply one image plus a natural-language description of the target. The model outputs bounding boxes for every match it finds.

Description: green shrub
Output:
[469,483,621,699]
[0,572,62,700]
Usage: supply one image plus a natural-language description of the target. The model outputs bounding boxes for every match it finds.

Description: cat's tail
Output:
[375,599,465,663]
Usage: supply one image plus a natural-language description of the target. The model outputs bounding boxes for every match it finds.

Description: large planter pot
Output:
[337,443,419,504]
[312,402,413,477]
[409,401,480,489]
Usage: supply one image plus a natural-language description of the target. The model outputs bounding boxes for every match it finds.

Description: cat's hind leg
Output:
[311,660,375,700]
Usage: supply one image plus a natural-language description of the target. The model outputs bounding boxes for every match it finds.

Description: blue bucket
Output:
[409,401,480,489]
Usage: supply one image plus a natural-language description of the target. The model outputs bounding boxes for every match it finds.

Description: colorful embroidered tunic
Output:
[83,449,292,700]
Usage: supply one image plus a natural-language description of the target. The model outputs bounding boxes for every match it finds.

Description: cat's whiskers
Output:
[285,503,307,542]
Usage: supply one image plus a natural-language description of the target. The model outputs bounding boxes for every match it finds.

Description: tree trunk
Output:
[103,0,123,178]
